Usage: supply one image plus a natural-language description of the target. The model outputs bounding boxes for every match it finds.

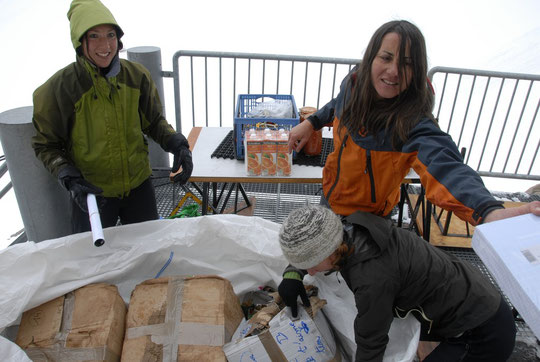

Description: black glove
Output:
[166,133,193,184]
[57,165,103,212]
[278,274,311,318]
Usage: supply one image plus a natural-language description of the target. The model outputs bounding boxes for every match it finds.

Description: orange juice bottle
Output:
[261,129,277,176]
[277,128,292,176]
[244,128,262,176]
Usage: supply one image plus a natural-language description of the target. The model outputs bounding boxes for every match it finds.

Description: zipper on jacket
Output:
[325,134,348,201]
[365,149,376,203]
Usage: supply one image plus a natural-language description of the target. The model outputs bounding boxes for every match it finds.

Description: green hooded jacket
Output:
[31,0,175,197]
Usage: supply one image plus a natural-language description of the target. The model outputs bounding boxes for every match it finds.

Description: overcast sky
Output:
[1,0,539,114]
[0,0,539,246]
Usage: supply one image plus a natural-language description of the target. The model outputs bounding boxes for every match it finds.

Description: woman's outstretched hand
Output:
[483,200,540,223]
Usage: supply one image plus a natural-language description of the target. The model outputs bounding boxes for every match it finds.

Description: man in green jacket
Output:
[32,0,192,233]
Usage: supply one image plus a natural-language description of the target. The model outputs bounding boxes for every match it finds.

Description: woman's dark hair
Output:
[339,20,435,148]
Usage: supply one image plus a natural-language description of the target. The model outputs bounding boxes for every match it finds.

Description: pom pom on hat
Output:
[279,206,343,270]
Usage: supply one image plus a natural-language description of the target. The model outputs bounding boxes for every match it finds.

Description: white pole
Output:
[87,194,104,247]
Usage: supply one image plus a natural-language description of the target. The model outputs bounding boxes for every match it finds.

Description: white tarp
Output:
[0,214,419,361]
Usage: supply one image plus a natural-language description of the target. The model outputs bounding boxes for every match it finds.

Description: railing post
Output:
[127,46,170,169]
[0,106,71,242]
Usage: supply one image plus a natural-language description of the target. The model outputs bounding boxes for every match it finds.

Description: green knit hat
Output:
[67,0,124,50]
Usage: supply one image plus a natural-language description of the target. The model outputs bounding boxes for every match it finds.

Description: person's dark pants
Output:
[71,177,159,234]
[423,296,516,362]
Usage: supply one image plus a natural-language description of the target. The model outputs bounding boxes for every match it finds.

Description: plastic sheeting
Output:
[0,214,419,361]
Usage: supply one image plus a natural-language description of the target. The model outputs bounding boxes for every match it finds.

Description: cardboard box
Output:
[223,298,341,362]
[15,283,127,361]
[121,275,244,361]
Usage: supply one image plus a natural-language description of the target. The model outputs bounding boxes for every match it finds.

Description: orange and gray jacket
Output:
[308,69,503,225]
[31,0,176,198]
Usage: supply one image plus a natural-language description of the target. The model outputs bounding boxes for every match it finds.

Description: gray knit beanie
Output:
[279,206,343,269]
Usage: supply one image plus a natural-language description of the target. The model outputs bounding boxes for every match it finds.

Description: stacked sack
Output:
[15,275,244,361]
[16,283,126,361]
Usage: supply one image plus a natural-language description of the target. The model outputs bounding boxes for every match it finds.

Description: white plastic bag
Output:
[0,215,419,362]
[306,272,420,362]
[247,99,293,118]
[0,338,31,362]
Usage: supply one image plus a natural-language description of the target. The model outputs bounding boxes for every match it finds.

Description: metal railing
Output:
[428,66,540,181]
[166,53,539,182]
[0,155,12,200]
[169,50,359,134]
[0,154,26,244]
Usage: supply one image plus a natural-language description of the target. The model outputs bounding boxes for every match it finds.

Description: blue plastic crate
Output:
[233,94,300,160]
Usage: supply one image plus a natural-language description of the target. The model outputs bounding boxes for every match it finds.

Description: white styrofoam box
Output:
[472,213,540,340]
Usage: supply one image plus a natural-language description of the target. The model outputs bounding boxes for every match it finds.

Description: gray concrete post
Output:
[0,107,71,242]
[127,46,171,169]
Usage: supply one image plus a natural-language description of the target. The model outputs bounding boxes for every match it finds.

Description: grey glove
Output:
[58,165,103,212]
[166,133,193,184]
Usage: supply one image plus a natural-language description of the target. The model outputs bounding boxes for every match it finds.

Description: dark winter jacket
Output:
[339,211,501,361]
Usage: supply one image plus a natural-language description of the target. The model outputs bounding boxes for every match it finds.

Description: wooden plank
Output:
[187,126,202,151]
[221,196,256,216]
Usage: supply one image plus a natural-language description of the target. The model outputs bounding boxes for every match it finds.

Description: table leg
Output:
[202,182,209,215]
[424,199,431,242]
[397,184,406,228]
[276,183,281,222]
[234,183,239,213]
[237,183,251,208]
[212,182,218,211]
[219,183,251,214]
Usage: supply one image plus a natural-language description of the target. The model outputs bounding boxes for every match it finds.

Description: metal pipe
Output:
[0,106,71,242]
[127,46,170,168]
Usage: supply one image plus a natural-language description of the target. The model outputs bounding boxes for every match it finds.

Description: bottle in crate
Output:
[261,129,277,176]
[277,128,292,176]
[244,127,262,176]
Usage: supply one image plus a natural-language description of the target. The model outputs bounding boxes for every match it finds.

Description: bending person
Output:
[279,18,539,354]
[279,205,516,362]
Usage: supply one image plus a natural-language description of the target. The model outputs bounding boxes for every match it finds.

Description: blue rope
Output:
[155,251,174,278]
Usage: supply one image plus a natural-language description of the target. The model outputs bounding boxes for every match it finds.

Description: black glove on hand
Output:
[58,165,103,212]
[278,276,310,318]
[166,133,193,184]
